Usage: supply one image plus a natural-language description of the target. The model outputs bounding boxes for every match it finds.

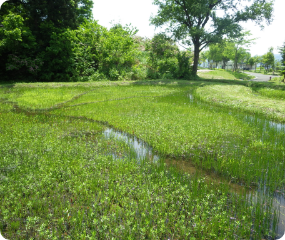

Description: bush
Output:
[88,71,108,81]
[175,51,192,79]
[132,65,147,80]
[162,72,174,79]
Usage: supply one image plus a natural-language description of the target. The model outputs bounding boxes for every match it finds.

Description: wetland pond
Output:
[103,94,285,239]
[8,92,285,238]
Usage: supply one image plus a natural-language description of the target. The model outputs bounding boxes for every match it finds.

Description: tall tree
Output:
[1,0,93,30]
[262,47,274,71]
[247,57,255,70]
[208,43,222,68]
[150,0,274,76]
[223,32,253,71]
[209,39,231,69]
[0,0,93,81]
[279,41,285,65]
[199,51,208,68]
[253,55,261,71]
[278,42,285,81]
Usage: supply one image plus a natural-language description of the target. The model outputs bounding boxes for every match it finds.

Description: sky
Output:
[92,0,285,57]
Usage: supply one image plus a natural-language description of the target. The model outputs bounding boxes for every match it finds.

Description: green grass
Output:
[195,84,285,122]
[269,76,285,85]
[0,80,282,239]
[256,87,285,100]
[197,70,254,81]
[248,70,282,75]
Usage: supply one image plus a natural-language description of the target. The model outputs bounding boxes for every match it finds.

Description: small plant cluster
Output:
[146,34,193,80]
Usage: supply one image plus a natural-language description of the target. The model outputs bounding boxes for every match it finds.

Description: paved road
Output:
[244,71,276,82]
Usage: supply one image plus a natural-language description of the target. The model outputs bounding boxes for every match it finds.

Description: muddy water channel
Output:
[103,94,285,239]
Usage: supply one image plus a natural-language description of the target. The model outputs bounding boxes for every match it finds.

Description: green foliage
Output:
[175,51,192,79]
[223,32,253,71]
[0,0,93,82]
[0,12,33,51]
[41,30,75,81]
[97,24,139,80]
[1,0,93,31]
[279,43,285,60]
[146,33,192,79]
[71,21,103,79]
[247,57,255,69]
[207,43,223,67]
[262,47,275,70]
[6,54,44,76]
[278,42,285,78]
[146,33,178,78]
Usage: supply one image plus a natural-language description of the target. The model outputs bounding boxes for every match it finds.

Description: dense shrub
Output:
[1,12,193,82]
[145,33,192,79]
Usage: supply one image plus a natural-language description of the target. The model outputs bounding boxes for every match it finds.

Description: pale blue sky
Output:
[92,0,285,56]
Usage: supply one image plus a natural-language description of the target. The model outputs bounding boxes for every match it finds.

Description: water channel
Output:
[102,93,285,239]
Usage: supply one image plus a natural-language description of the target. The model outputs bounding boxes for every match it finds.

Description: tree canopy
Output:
[262,47,275,71]
[150,0,274,76]
[0,0,93,81]
[279,41,285,65]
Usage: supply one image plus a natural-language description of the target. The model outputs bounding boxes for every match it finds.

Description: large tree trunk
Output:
[192,43,200,76]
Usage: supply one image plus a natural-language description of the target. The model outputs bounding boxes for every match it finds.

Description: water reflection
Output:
[103,128,159,162]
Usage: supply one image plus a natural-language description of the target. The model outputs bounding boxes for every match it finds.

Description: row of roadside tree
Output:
[200,32,285,74]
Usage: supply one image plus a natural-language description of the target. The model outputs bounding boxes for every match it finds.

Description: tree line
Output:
[0,0,192,82]
[202,34,285,74]
[1,0,284,82]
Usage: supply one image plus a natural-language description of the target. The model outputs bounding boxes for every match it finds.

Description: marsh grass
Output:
[0,81,283,239]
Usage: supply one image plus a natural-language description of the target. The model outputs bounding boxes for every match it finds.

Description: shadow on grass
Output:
[1,76,285,93]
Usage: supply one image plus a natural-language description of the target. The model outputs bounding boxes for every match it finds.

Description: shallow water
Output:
[103,128,160,162]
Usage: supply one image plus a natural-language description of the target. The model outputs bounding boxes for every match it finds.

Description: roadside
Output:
[245,71,275,82]
[197,69,254,80]
[197,69,213,72]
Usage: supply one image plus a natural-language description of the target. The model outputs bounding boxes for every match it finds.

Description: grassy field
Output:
[197,69,255,80]
[270,76,285,85]
[195,84,285,122]
[248,69,284,76]
[0,79,284,239]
